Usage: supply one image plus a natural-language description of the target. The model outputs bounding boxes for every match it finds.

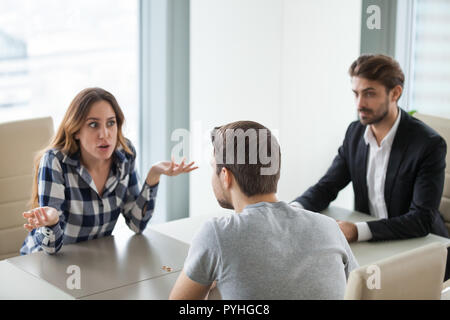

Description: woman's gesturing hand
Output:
[23,207,59,231]
[146,157,198,186]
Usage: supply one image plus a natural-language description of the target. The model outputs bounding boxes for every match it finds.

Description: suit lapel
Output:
[384,109,410,214]
[355,132,370,212]
[357,138,370,213]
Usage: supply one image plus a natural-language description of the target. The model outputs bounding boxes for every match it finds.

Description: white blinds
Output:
[412,0,450,117]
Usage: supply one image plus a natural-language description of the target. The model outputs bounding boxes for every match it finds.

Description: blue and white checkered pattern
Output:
[20,141,158,255]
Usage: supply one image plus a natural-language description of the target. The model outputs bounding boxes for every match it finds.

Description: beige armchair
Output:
[344,242,448,300]
[414,113,450,234]
[0,117,54,260]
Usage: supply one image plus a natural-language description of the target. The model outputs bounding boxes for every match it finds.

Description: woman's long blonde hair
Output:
[30,87,133,209]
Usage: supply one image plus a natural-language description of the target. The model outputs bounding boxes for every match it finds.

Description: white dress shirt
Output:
[355,110,402,241]
[291,110,402,242]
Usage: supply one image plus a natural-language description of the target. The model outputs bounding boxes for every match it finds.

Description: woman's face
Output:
[75,100,118,162]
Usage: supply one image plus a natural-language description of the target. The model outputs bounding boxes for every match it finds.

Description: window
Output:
[0,0,139,150]
[411,0,450,117]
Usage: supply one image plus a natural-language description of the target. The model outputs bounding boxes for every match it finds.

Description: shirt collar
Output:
[363,108,402,148]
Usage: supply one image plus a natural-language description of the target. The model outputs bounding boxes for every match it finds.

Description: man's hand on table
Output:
[336,220,358,243]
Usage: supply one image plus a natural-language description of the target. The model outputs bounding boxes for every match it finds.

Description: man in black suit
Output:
[291,54,449,280]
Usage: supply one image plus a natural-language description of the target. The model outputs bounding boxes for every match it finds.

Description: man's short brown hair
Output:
[211,121,281,197]
[349,54,405,98]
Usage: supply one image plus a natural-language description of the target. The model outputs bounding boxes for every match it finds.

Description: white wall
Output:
[190,0,361,217]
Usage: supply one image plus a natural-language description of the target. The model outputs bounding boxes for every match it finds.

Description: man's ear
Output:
[391,85,403,103]
[221,167,232,189]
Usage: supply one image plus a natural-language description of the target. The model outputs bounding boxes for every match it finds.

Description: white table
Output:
[4,228,189,299]
[321,206,450,266]
[0,260,74,300]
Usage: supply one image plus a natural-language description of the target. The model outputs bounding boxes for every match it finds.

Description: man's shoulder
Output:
[190,214,239,249]
[298,208,341,230]
[344,119,366,142]
[402,111,444,143]
[207,213,239,234]
[390,110,446,160]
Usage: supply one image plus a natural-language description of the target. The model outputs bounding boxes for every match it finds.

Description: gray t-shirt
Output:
[184,201,359,300]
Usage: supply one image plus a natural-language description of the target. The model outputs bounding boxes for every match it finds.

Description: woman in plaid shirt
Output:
[20,88,197,255]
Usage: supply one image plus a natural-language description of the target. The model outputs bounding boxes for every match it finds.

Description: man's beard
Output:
[360,97,390,125]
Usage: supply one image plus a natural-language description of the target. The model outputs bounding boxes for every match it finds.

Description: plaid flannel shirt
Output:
[20,141,158,255]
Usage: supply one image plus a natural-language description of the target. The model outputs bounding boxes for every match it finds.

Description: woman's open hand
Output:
[146,157,198,186]
[23,207,59,232]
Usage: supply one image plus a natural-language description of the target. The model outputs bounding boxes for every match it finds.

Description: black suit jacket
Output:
[294,108,449,241]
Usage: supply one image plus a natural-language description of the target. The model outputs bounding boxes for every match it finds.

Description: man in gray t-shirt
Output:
[169,121,358,300]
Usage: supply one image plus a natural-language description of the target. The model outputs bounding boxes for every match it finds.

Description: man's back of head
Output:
[209,120,281,211]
